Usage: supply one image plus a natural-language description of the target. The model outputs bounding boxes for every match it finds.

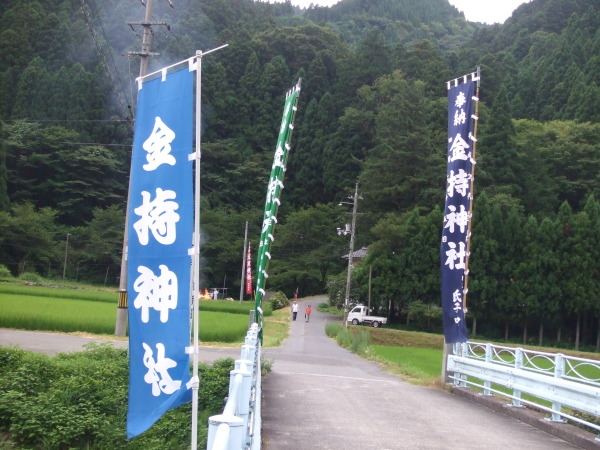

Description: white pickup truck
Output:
[347,305,387,328]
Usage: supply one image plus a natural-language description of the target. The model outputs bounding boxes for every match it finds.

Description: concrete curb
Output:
[450,386,600,449]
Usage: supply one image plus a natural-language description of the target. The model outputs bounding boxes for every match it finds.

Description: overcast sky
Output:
[268,0,532,24]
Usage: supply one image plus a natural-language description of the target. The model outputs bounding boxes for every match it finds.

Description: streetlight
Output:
[338,183,361,329]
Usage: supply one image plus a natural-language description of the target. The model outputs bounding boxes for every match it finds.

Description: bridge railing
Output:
[447,341,600,439]
[207,323,262,450]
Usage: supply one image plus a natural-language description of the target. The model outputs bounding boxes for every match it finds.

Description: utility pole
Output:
[62,233,71,281]
[115,0,169,336]
[368,264,372,312]
[340,183,360,329]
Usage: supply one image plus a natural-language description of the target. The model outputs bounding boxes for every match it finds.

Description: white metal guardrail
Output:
[207,323,262,450]
[447,342,600,439]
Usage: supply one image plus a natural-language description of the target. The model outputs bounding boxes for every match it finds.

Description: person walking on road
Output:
[292,301,299,321]
[305,304,312,322]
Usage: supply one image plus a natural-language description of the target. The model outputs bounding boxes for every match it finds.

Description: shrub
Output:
[269,291,289,310]
[407,301,442,331]
[0,265,13,280]
[325,322,371,356]
[18,272,42,283]
[0,345,233,449]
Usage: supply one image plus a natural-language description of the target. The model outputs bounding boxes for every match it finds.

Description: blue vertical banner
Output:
[441,74,479,344]
[127,66,194,438]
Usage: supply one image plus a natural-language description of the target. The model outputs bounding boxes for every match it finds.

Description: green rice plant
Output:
[0,294,251,342]
[197,311,249,343]
[0,294,116,334]
[0,284,116,303]
[199,300,272,317]
[372,345,442,380]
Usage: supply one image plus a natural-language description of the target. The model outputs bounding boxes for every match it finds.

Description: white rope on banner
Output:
[136,56,196,90]
[446,70,480,90]
[135,44,228,90]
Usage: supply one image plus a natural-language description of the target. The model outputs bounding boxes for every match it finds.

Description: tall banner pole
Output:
[253,80,302,338]
[239,221,249,304]
[441,69,480,345]
[461,66,481,312]
[190,49,202,450]
[189,44,227,450]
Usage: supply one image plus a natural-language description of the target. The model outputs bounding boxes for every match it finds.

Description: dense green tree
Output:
[468,191,498,336]
[486,198,525,341]
[12,57,52,120]
[0,122,10,212]
[358,72,445,213]
[270,203,345,295]
[321,105,374,202]
[4,122,126,225]
[288,98,323,206]
[200,207,259,295]
[582,195,600,351]
[399,39,451,97]
[0,0,599,345]
[477,85,521,198]
[554,201,583,348]
[362,213,408,318]
[74,205,124,284]
[0,202,60,275]
[238,51,264,147]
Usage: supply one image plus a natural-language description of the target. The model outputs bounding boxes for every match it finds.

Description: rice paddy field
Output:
[372,345,442,381]
[0,284,263,342]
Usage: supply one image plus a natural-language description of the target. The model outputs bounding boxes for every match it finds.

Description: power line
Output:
[88,0,132,118]
[79,0,133,124]
[52,141,131,147]
[2,119,129,123]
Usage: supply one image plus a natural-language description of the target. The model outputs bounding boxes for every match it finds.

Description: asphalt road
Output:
[260,298,583,450]
[0,304,593,449]
[0,328,240,362]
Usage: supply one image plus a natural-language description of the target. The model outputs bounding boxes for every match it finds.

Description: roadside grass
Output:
[324,317,600,387]
[262,306,290,347]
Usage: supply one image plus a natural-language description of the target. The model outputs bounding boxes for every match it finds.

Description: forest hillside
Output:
[1,0,599,349]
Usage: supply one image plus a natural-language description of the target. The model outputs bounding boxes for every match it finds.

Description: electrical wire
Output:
[79,0,132,124]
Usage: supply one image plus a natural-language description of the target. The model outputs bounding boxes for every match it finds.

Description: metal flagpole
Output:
[190,44,228,450]
[239,221,248,304]
[190,49,202,450]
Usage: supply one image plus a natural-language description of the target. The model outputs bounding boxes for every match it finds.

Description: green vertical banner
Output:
[254,80,301,335]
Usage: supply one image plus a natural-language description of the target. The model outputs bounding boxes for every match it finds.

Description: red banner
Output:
[245,243,252,295]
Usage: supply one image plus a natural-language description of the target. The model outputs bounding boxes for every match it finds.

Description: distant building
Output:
[342,246,369,268]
